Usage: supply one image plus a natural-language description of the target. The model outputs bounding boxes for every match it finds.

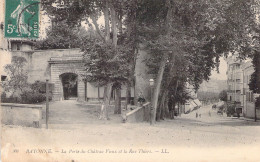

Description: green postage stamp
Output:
[4,0,40,38]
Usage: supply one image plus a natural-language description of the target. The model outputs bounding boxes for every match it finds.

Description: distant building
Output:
[226,54,260,119]
[241,61,260,119]
[226,55,243,103]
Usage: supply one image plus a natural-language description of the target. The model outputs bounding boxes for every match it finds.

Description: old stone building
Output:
[0,38,134,101]
[226,54,260,119]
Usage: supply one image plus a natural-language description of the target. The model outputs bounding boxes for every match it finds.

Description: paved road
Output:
[2,102,260,162]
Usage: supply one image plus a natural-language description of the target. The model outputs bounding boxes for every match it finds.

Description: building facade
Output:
[226,55,243,104]
[226,55,260,119]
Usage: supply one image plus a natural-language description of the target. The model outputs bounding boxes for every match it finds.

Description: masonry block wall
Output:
[50,62,86,101]
[6,48,135,101]
[1,103,43,128]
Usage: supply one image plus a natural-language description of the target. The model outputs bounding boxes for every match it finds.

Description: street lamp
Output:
[149,79,154,102]
[149,79,154,125]
[149,79,154,86]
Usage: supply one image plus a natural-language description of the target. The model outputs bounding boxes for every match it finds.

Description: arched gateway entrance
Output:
[49,54,86,101]
[60,73,78,100]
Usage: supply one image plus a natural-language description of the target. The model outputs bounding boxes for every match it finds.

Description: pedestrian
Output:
[196,112,198,118]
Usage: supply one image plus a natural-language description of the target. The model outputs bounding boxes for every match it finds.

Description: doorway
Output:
[60,73,78,100]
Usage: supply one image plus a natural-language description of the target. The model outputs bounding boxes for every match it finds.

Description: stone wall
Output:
[244,102,260,119]
[6,48,135,101]
[50,61,86,101]
[1,103,43,128]
[11,48,82,83]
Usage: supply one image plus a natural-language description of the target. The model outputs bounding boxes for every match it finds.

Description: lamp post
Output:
[149,79,154,125]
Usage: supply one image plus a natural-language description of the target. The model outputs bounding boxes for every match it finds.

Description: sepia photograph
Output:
[1,0,260,161]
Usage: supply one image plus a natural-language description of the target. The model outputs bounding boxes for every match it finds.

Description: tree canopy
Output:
[38,0,260,121]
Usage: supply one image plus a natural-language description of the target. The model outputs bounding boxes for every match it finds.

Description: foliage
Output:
[40,0,260,120]
[82,38,133,86]
[256,96,260,109]
[197,91,219,102]
[168,79,192,105]
[35,21,89,49]
[20,91,47,104]
[219,90,228,102]
[226,102,236,116]
[1,92,21,103]
[31,80,54,93]
[2,56,29,96]
[1,80,53,104]
[249,52,260,93]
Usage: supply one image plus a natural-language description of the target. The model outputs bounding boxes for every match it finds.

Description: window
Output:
[246,91,254,102]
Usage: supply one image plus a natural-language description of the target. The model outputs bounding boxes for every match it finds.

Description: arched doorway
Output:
[60,73,78,100]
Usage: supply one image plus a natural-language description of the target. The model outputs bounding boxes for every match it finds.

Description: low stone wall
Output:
[1,103,43,128]
[126,102,150,123]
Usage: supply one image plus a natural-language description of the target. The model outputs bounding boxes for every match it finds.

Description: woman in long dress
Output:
[11,0,35,36]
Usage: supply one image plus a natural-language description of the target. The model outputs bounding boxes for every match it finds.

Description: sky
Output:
[210,57,227,80]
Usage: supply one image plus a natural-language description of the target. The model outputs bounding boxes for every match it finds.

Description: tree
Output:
[35,21,89,49]
[137,0,258,123]
[40,0,259,123]
[219,90,228,102]
[249,52,260,94]
[41,0,136,119]
[2,56,29,97]
[138,0,222,123]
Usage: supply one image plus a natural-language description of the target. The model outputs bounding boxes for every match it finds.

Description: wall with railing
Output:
[125,102,150,123]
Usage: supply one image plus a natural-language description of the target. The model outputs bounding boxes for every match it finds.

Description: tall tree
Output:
[137,0,258,123]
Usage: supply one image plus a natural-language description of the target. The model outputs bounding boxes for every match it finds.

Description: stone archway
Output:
[60,73,78,100]
[49,56,86,101]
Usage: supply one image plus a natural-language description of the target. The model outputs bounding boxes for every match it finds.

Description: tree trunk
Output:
[110,4,117,48]
[114,87,121,114]
[151,0,174,124]
[171,101,176,119]
[157,90,168,121]
[161,96,169,119]
[156,93,163,121]
[165,97,170,118]
[151,54,168,124]
[104,0,110,42]
[124,82,130,110]
[100,83,113,120]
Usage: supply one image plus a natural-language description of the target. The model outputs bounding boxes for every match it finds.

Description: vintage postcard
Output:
[1,0,260,162]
